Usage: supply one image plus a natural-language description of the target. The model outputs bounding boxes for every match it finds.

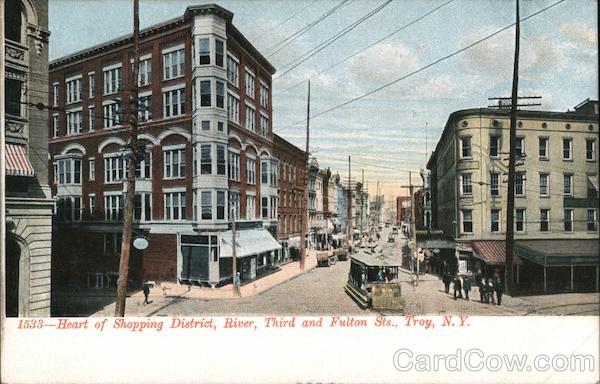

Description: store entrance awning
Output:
[515,240,600,267]
[5,144,34,177]
[471,240,522,265]
[220,229,282,258]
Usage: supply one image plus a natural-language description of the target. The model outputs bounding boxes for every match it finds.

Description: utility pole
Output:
[409,171,417,285]
[505,0,520,296]
[300,80,310,270]
[360,169,364,242]
[347,156,352,252]
[115,0,140,317]
[231,206,238,296]
[376,180,380,227]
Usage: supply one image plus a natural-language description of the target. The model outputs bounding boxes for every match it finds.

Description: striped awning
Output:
[4,144,35,177]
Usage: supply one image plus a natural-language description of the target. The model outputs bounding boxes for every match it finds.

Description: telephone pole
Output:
[360,169,364,241]
[299,80,310,270]
[505,0,520,296]
[409,172,417,285]
[115,0,140,317]
[347,156,352,251]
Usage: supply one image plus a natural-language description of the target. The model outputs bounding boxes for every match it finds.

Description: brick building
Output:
[273,133,307,259]
[4,0,53,316]
[48,4,287,289]
[396,196,411,225]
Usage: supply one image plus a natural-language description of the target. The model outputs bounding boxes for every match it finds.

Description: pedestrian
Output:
[453,275,463,300]
[487,278,495,304]
[377,268,385,282]
[234,272,241,296]
[494,276,503,305]
[142,281,151,305]
[479,278,486,303]
[443,272,451,294]
[463,276,471,300]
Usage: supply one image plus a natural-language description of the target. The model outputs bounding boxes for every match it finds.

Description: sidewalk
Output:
[90,250,318,317]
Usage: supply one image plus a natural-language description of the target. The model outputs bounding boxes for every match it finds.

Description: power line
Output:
[281,0,567,130]
[274,0,393,80]
[257,0,321,42]
[264,0,350,57]
[276,0,455,92]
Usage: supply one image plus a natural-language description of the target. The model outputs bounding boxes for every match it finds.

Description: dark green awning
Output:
[515,241,599,267]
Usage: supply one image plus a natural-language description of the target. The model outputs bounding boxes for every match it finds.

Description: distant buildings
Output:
[396,196,411,225]
[426,100,599,293]
[4,0,53,316]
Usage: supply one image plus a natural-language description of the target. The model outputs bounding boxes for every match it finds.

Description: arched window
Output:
[5,0,24,43]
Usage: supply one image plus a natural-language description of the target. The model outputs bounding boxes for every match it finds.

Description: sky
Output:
[49,0,598,202]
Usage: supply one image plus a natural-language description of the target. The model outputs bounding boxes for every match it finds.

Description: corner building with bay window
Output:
[48,4,284,289]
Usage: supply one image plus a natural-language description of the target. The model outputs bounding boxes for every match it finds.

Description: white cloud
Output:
[559,21,598,48]
[346,42,418,87]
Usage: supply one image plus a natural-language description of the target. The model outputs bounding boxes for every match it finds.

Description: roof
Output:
[515,240,599,267]
[273,133,307,158]
[470,240,522,266]
[220,228,281,258]
[350,251,403,267]
[50,4,275,74]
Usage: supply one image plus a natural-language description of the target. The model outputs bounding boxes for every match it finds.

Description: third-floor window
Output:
[66,76,82,104]
[103,66,122,95]
[164,147,185,179]
[163,47,185,80]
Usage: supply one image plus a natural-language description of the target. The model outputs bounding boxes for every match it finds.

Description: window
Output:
[540,209,550,232]
[270,160,278,187]
[460,137,472,159]
[103,101,121,128]
[491,209,500,232]
[52,114,59,137]
[218,122,224,132]
[490,172,500,196]
[227,55,238,86]
[104,155,127,183]
[88,107,95,131]
[586,139,596,161]
[5,78,22,116]
[163,48,185,79]
[57,197,82,222]
[57,158,82,184]
[216,191,226,220]
[245,70,255,97]
[88,73,95,98]
[198,38,210,65]
[489,136,500,157]
[515,137,524,158]
[462,210,473,233]
[89,194,96,215]
[260,115,269,137]
[562,138,572,160]
[229,192,240,220]
[165,191,186,220]
[215,40,224,67]
[103,66,122,95]
[88,159,95,181]
[163,87,185,117]
[246,105,255,131]
[200,145,212,175]
[270,196,277,219]
[587,209,597,231]
[66,110,82,135]
[66,76,82,104]
[138,93,152,121]
[216,81,225,108]
[134,193,152,221]
[515,172,525,196]
[53,83,59,106]
[516,209,525,232]
[104,233,122,253]
[563,174,573,196]
[228,94,239,123]
[216,145,226,175]
[461,173,472,195]
[201,191,212,220]
[201,120,210,131]
[564,209,573,232]
[135,151,151,179]
[164,148,185,179]
[261,160,269,184]
[538,137,548,159]
[259,82,269,108]
[247,159,256,184]
[105,194,123,221]
[539,173,549,197]
[262,197,269,219]
[197,80,211,107]
[138,58,151,86]
[246,195,256,220]
[227,152,240,181]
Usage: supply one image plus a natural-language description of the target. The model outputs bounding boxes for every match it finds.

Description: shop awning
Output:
[416,233,455,249]
[220,229,282,258]
[4,144,34,177]
[471,240,522,265]
[515,240,599,267]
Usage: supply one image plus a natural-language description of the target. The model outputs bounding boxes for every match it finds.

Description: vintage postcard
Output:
[1,0,598,383]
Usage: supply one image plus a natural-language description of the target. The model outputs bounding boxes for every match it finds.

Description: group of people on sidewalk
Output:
[442,271,504,305]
